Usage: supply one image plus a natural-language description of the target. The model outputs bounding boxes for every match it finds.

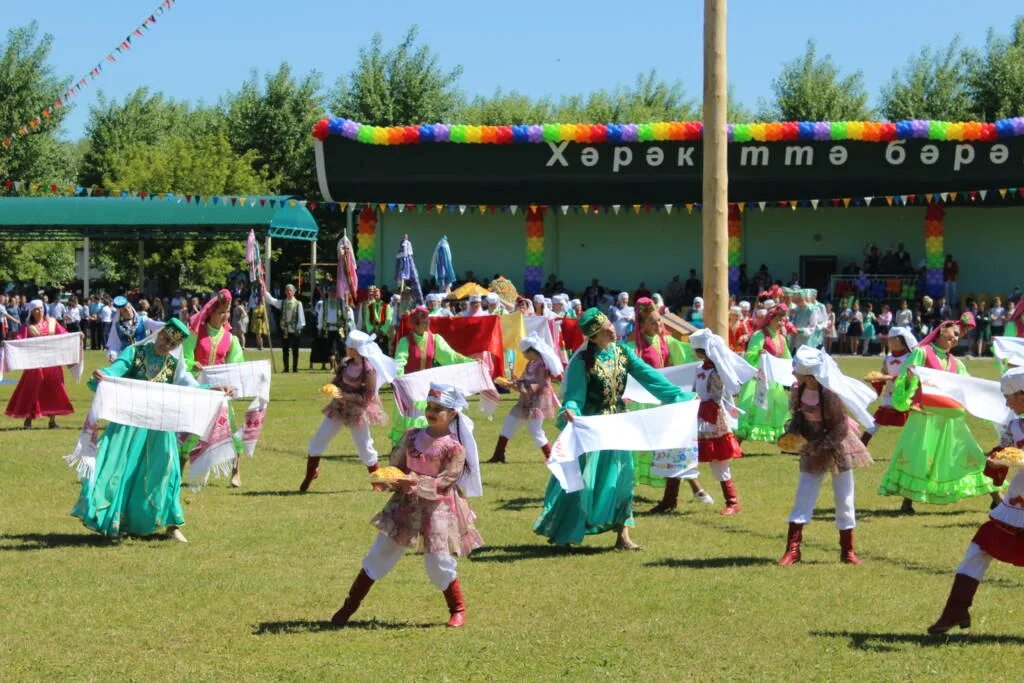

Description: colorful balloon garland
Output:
[356,206,377,286]
[524,207,545,295]
[923,204,945,298]
[728,204,742,294]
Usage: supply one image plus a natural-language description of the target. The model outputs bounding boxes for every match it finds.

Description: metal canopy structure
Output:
[0,196,320,241]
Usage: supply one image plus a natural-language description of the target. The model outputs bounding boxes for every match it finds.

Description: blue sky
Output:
[3,0,1022,140]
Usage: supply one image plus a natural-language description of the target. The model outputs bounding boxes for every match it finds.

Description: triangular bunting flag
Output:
[939,192,948,203]
[811,199,819,210]
[378,203,387,213]
[999,188,1008,199]
[864,196,873,206]
[509,205,518,215]
[561,205,569,215]
[478,205,487,215]
[685,203,694,215]
[737,202,745,213]
[979,190,987,201]
[664,204,673,214]
[949,192,958,201]
[885,196,893,206]
[842,198,851,208]
[581,204,589,214]
[925,193,933,203]
[632,204,642,214]
[529,204,538,213]
[435,204,444,214]
[458,205,466,215]
[757,201,766,212]
[612,205,620,215]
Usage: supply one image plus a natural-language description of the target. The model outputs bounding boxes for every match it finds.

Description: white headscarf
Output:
[739,301,751,311]
[28,299,44,313]
[346,329,397,391]
[1001,366,1024,396]
[886,326,917,353]
[519,332,563,376]
[792,345,876,429]
[426,382,481,497]
[692,296,704,311]
[689,328,757,396]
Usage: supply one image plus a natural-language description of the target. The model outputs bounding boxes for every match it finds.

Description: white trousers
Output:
[308,416,378,466]
[361,532,457,590]
[788,469,856,530]
[709,460,732,482]
[500,413,548,448]
[956,542,993,581]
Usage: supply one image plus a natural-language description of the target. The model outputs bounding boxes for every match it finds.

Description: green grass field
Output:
[1,351,1022,681]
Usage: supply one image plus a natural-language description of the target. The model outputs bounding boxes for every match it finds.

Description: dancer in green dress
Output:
[534,308,690,549]
[71,319,232,542]
[736,304,792,442]
[877,320,1004,513]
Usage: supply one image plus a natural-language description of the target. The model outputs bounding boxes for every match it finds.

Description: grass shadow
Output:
[252,619,435,635]
[811,629,1024,651]
[493,496,544,512]
[858,507,977,518]
[470,543,614,563]
[644,556,775,569]
[237,490,336,497]
[0,532,118,551]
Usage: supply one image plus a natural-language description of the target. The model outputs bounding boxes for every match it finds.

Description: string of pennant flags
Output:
[0,0,175,150]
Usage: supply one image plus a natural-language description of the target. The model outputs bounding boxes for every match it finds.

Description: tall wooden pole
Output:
[702,0,729,335]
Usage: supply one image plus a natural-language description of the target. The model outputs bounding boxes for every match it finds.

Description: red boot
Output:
[928,573,979,634]
[487,436,509,463]
[778,522,803,565]
[540,443,552,462]
[442,578,467,628]
[648,478,680,514]
[719,480,741,516]
[299,456,321,492]
[331,569,375,627]
[839,528,861,564]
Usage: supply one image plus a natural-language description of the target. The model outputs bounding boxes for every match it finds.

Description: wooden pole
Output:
[702,0,729,335]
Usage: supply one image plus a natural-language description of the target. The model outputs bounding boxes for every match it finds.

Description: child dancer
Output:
[488,333,561,463]
[689,329,758,515]
[331,383,483,628]
[927,367,1024,634]
[778,346,875,565]
[861,326,916,446]
[300,330,396,492]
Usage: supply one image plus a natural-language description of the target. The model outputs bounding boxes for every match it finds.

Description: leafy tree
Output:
[879,39,975,121]
[331,25,463,125]
[968,16,1024,120]
[0,240,77,284]
[759,40,871,121]
[225,63,325,197]
[457,89,554,124]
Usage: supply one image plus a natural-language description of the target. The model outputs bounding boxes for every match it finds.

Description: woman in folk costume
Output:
[301,330,396,492]
[927,367,1024,634]
[425,292,451,317]
[777,346,875,565]
[180,289,247,486]
[860,326,916,447]
[530,294,550,318]
[877,320,1003,514]
[389,307,473,448]
[727,305,751,354]
[688,329,758,516]
[626,297,713,511]
[1003,298,1024,338]
[331,383,483,628]
[248,291,270,351]
[610,291,635,338]
[534,308,690,550]
[72,319,232,542]
[105,296,163,362]
[487,333,560,464]
[736,303,792,443]
[4,299,75,429]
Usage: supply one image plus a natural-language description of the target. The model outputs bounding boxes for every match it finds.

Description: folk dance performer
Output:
[736,304,792,443]
[927,367,1024,634]
[877,321,1003,513]
[4,299,75,429]
[300,330,396,492]
[330,383,483,628]
[105,295,163,362]
[860,326,916,446]
[487,333,561,464]
[533,308,690,550]
[777,346,874,565]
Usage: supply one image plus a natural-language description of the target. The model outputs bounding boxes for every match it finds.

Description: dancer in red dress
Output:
[4,299,75,429]
[861,326,916,446]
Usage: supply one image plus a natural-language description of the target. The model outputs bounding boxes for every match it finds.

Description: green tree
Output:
[760,40,871,121]
[457,89,554,124]
[551,70,698,123]
[0,240,77,284]
[968,16,1024,120]
[879,39,975,120]
[331,25,463,125]
[225,63,325,197]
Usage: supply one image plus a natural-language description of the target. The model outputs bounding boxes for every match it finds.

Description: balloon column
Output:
[923,204,945,298]
[524,207,545,295]
[728,204,742,294]
[356,206,377,286]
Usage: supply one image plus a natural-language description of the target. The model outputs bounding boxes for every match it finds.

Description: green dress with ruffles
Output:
[735,329,792,442]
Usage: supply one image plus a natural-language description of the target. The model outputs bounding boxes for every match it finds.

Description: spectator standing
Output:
[972,300,991,357]
[893,300,913,329]
[943,254,959,307]
[98,296,114,348]
[683,268,702,306]
[991,296,1007,338]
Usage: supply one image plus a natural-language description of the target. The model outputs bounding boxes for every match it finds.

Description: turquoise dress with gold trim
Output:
[534,342,688,544]
[71,343,204,537]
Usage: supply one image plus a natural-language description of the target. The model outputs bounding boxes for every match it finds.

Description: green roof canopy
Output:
[0,196,319,241]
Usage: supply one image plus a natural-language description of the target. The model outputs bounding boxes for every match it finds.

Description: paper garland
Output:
[312,116,1024,146]
[728,204,742,294]
[356,206,377,286]
[524,207,545,295]
[923,204,945,297]
[1,0,176,150]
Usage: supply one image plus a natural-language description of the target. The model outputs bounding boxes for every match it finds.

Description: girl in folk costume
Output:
[860,326,916,447]
[487,333,560,464]
[626,298,713,511]
[331,383,483,628]
[301,330,396,492]
[928,367,1024,634]
[4,299,75,429]
[181,290,247,486]
[105,296,163,362]
[389,307,473,448]
[534,308,689,550]
[778,346,875,565]
[71,319,233,542]
[689,329,758,516]
[736,304,792,443]
[877,321,1003,513]
[727,305,751,354]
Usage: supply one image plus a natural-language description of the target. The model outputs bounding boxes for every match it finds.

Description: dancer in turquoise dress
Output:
[534,308,690,549]
[71,319,230,542]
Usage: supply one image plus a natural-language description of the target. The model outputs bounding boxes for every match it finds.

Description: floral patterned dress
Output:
[785,385,872,475]
[323,357,386,426]
[509,358,557,420]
